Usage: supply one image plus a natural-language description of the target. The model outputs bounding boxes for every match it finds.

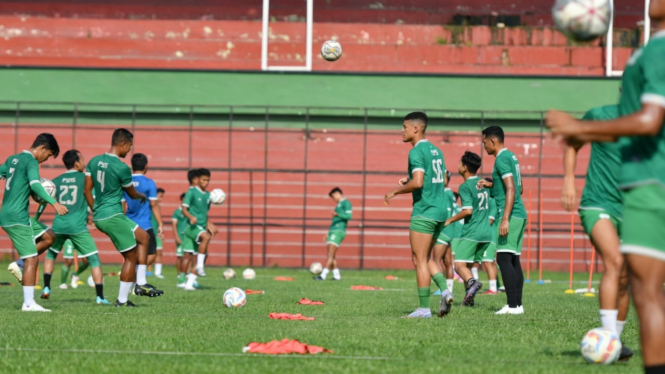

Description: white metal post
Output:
[605,0,614,77]
[261,0,270,71]
[261,0,313,71]
[645,0,651,44]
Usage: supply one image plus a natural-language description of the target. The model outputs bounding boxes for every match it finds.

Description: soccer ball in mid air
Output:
[309,262,323,275]
[31,178,56,204]
[223,268,236,280]
[242,268,256,280]
[321,40,342,61]
[210,188,226,205]
[580,328,621,364]
[223,287,246,308]
[552,0,611,41]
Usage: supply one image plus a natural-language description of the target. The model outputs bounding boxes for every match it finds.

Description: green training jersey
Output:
[182,187,211,227]
[458,176,492,242]
[491,148,527,219]
[86,153,133,222]
[407,139,446,221]
[330,198,352,231]
[52,170,89,234]
[579,105,623,218]
[443,188,455,219]
[617,32,665,190]
[172,207,188,237]
[0,151,47,227]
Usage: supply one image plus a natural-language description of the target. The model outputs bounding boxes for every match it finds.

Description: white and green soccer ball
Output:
[580,328,621,364]
[321,40,342,61]
[223,287,246,308]
[552,0,611,42]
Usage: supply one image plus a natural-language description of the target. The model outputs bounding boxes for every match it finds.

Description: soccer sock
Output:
[431,272,447,293]
[320,268,329,280]
[497,253,517,308]
[178,272,186,284]
[644,365,665,374]
[418,287,430,309]
[118,281,132,303]
[186,273,197,287]
[136,265,147,285]
[446,279,454,293]
[75,262,89,276]
[23,286,35,307]
[471,267,479,280]
[44,273,52,289]
[600,309,619,335]
[513,255,524,305]
[616,320,626,338]
[60,265,70,284]
[155,263,162,276]
[332,268,341,280]
[95,284,104,299]
[196,254,206,269]
[489,280,497,292]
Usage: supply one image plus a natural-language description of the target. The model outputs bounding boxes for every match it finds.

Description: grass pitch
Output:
[0,264,642,374]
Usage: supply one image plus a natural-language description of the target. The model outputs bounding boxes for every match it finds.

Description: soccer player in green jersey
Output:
[152,187,166,278]
[314,187,352,281]
[181,168,214,290]
[478,126,527,315]
[560,104,633,361]
[547,8,665,366]
[85,128,162,307]
[40,150,111,304]
[444,151,492,306]
[384,112,454,318]
[173,192,188,286]
[0,133,69,312]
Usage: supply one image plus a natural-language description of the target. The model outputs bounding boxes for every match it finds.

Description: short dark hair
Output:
[461,151,482,173]
[31,133,60,158]
[157,188,165,194]
[187,169,200,183]
[179,192,186,201]
[404,112,428,132]
[112,128,134,146]
[62,150,80,169]
[131,153,148,172]
[482,126,504,143]
[484,177,493,184]
[198,168,211,177]
[329,187,342,197]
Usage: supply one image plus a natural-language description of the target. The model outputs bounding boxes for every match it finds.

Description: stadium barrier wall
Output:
[0,102,600,273]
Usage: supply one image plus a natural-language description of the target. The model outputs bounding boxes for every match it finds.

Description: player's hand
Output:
[138,193,147,204]
[444,219,451,227]
[561,177,577,212]
[189,216,197,225]
[546,110,584,139]
[398,178,408,186]
[175,237,182,245]
[158,224,164,239]
[53,202,68,216]
[477,179,491,189]
[499,217,510,237]
[331,211,338,217]
[384,190,396,205]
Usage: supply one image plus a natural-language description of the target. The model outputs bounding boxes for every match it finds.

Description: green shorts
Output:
[183,225,206,253]
[579,208,621,237]
[156,235,163,250]
[51,231,98,258]
[2,224,37,259]
[410,217,444,238]
[496,217,527,255]
[176,244,184,257]
[94,215,139,253]
[620,184,665,261]
[326,230,346,247]
[482,241,497,262]
[437,224,456,245]
[453,239,492,263]
[30,217,49,240]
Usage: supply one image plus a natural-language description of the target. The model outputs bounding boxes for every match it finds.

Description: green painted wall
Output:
[0,69,621,113]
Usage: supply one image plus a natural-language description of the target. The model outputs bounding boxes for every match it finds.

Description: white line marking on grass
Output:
[0,348,391,361]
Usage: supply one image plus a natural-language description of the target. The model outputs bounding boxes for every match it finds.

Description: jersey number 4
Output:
[59,185,78,205]
[431,160,444,183]
[97,170,106,192]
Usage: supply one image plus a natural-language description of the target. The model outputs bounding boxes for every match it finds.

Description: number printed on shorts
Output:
[477,190,489,210]
[5,167,15,190]
[96,170,106,192]
[431,159,444,183]
[58,185,78,205]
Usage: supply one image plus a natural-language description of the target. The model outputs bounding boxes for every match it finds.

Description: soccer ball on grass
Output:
[309,262,323,275]
[223,268,236,280]
[223,287,246,308]
[242,268,256,280]
[580,328,621,364]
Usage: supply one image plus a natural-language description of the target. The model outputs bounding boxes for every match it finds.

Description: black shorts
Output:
[146,228,157,255]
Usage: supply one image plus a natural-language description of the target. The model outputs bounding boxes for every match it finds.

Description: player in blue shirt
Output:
[122,153,164,296]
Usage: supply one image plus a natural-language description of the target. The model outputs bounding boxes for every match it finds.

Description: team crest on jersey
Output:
[11,159,18,164]
[430,149,439,156]
[97,161,108,168]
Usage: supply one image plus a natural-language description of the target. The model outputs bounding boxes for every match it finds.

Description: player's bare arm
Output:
[501,176,517,237]
[398,177,408,186]
[182,205,197,225]
[150,199,164,238]
[384,171,423,204]
[123,184,147,204]
[546,103,665,141]
[477,179,493,189]
[562,143,583,212]
[445,208,472,227]
[84,175,95,211]
[171,218,181,245]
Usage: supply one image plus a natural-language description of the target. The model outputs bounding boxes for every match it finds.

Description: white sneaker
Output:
[183,285,197,291]
[495,305,511,315]
[71,275,79,289]
[58,284,68,290]
[8,262,23,284]
[196,267,206,277]
[496,305,522,315]
[517,306,524,314]
[155,274,165,279]
[22,302,51,312]
[176,282,186,288]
